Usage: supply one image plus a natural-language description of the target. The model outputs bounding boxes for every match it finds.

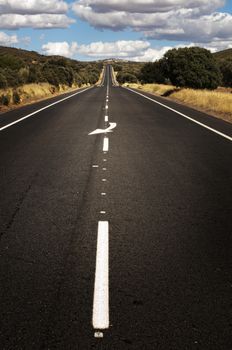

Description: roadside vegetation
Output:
[0,46,102,111]
[115,47,232,122]
[112,61,144,84]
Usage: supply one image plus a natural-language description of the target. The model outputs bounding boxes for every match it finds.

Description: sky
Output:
[0,0,232,61]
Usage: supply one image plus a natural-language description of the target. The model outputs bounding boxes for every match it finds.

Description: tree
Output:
[140,61,165,84]
[0,70,7,89]
[0,55,24,70]
[18,67,29,84]
[117,72,137,84]
[113,64,123,72]
[219,58,232,87]
[161,47,221,89]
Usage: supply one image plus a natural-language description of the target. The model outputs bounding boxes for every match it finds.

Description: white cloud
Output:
[73,0,225,15]
[42,37,232,62]
[72,0,232,48]
[42,42,79,57]
[0,0,68,14]
[0,14,74,29]
[42,39,182,61]
[144,12,232,42]
[42,40,151,59]
[0,0,75,29]
[132,46,173,62]
[0,31,18,45]
[78,40,150,57]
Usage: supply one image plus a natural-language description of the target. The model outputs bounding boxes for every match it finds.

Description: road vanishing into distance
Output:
[0,65,232,349]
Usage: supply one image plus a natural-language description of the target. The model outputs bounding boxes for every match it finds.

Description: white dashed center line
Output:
[94,332,103,338]
[92,221,109,330]
[91,66,114,337]
[103,137,109,152]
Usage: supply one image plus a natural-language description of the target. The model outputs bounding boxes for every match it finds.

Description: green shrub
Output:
[113,64,123,72]
[0,55,24,70]
[18,67,29,84]
[4,68,20,87]
[87,72,99,84]
[13,91,20,104]
[219,59,232,87]
[74,72,84,87]
[0,94,10,106]
[140,61,165,84]
[0,47,103,91]
[117,72,137,84]
[161,47,222,89]
[0,71,7,88]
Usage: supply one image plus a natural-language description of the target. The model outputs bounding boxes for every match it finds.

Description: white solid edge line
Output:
[103,137,109,152]
[92,221,109,330]
[105,115,109,122]
[0,86,93,132]
[125,87,232,142]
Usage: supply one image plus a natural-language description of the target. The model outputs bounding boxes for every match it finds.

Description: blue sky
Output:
[0,0,232,61]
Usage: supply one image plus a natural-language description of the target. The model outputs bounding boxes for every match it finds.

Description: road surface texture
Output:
[0,66,231,349]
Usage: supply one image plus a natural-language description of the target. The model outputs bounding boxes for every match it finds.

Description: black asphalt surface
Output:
[0,66,232,349]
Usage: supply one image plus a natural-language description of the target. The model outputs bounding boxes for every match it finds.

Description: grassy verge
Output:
[0,82,90,114]
[124,83,175,96]
[96,68,104,86]
[124,83,232,123]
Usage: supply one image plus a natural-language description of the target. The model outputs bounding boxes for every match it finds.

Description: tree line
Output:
[115,47,232,89]
[0,50,102,90]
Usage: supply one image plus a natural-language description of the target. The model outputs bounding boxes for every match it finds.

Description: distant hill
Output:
[214,49,232,61]
[0,46,104,110]
[0,46,103,90]
[0,46,45,63]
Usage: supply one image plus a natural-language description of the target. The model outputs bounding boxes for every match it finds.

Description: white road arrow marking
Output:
[89,122,117,135]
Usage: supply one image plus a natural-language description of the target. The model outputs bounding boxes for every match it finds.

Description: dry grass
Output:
[124,83,175,96]
[172,89,232,121]
[0,82,87,113]
[96,68,104,86]
[125,83,232,123]
[18,83,57,102]
[111,67,119,86]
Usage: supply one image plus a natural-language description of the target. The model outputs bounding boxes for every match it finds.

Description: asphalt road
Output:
[0,65,231,349]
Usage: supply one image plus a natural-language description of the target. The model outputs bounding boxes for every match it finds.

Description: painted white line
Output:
[103,159,107,162]
[89,122,116,135]
[105,115,109,123]
[92,165,99,168]
[94,332,104,338]
[101,193,106,196]
[105,105,109,110]
[102,179,107,182]
[102,168,107,171]
[125,87,232,142]
[103,137,109,152]
[0,86,93,132]
[92,221,109,330]
[100,211,106,214]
